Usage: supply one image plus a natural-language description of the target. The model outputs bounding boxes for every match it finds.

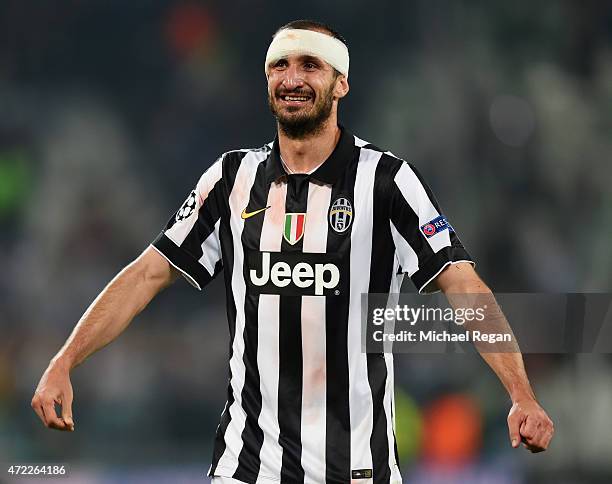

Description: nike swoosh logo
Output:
[241,206,271,219]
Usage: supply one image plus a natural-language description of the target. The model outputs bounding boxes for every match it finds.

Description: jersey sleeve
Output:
[151,156,225,290]
[389,161,474,294]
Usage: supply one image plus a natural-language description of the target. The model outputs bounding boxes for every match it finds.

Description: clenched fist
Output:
[507,398,554,452]
[31,360,75,432]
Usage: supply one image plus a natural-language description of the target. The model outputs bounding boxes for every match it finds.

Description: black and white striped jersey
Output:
[151,127,473,484]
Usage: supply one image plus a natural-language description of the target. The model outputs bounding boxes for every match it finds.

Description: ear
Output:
[334,75,350,99]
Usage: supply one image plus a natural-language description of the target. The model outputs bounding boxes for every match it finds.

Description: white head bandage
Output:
[265,28,349,77]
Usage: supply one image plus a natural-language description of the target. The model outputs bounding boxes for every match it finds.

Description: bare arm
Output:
[435,262,554,452]
[31,246,179,431]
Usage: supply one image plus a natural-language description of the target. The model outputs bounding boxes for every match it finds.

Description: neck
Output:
[277,116,341,174]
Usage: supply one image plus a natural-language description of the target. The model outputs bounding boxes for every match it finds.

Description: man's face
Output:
[267,53,340,139]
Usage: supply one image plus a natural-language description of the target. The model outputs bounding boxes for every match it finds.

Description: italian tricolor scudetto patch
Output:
[284,213,306,245]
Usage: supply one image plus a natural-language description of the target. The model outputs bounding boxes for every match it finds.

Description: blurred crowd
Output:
[1,1,611,482]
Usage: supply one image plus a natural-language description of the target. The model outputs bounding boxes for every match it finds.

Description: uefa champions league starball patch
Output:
[175,190,198,222]
[420,215,453,238]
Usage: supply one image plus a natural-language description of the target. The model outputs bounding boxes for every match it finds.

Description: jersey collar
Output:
[266,125,356,185]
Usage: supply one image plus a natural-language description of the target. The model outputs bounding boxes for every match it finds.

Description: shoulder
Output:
[217,142,273,177]
[219,143,273,164]
[189,142,273,203]
[197,142,272,185]
[352,134,416,179]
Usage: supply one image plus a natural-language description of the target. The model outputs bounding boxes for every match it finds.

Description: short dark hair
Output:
[275,19,348,48]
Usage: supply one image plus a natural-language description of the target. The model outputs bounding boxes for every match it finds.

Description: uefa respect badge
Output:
[420,215,453,238]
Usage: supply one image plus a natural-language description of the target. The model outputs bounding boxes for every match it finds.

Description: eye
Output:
[273,59,287,68]
[304,62,317,70]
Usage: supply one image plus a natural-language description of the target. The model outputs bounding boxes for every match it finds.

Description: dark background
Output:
[1,1,611,482]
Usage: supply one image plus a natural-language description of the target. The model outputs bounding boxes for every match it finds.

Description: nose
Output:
[281,64,304,89]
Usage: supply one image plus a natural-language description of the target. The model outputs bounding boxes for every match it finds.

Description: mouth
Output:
[277,93,313,107]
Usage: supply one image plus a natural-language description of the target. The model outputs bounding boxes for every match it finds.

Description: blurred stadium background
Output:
[1,1,612,483]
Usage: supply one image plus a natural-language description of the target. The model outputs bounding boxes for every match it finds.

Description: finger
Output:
[524,433,545,452]
[521,433,532,449]
[530,426,553,452]
[527,444,545,453]
[540,429,553,450]
[526,435,546,453]
[42,401,67,430]
[526,422,554,452]
[31,398,47,426]
[60,393,74,431]
[520,415,539,441]
[507,412,522,448]
[544,422,554,446]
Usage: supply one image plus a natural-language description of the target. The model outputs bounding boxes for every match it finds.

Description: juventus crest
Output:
[328,197,353,233]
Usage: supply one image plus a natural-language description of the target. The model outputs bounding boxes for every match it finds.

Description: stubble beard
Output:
[268,83,336,140]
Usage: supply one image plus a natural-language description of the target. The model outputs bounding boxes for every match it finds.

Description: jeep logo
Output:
[247,251,342,296]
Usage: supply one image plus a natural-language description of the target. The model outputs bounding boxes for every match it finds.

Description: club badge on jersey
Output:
[329,197,353,233]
